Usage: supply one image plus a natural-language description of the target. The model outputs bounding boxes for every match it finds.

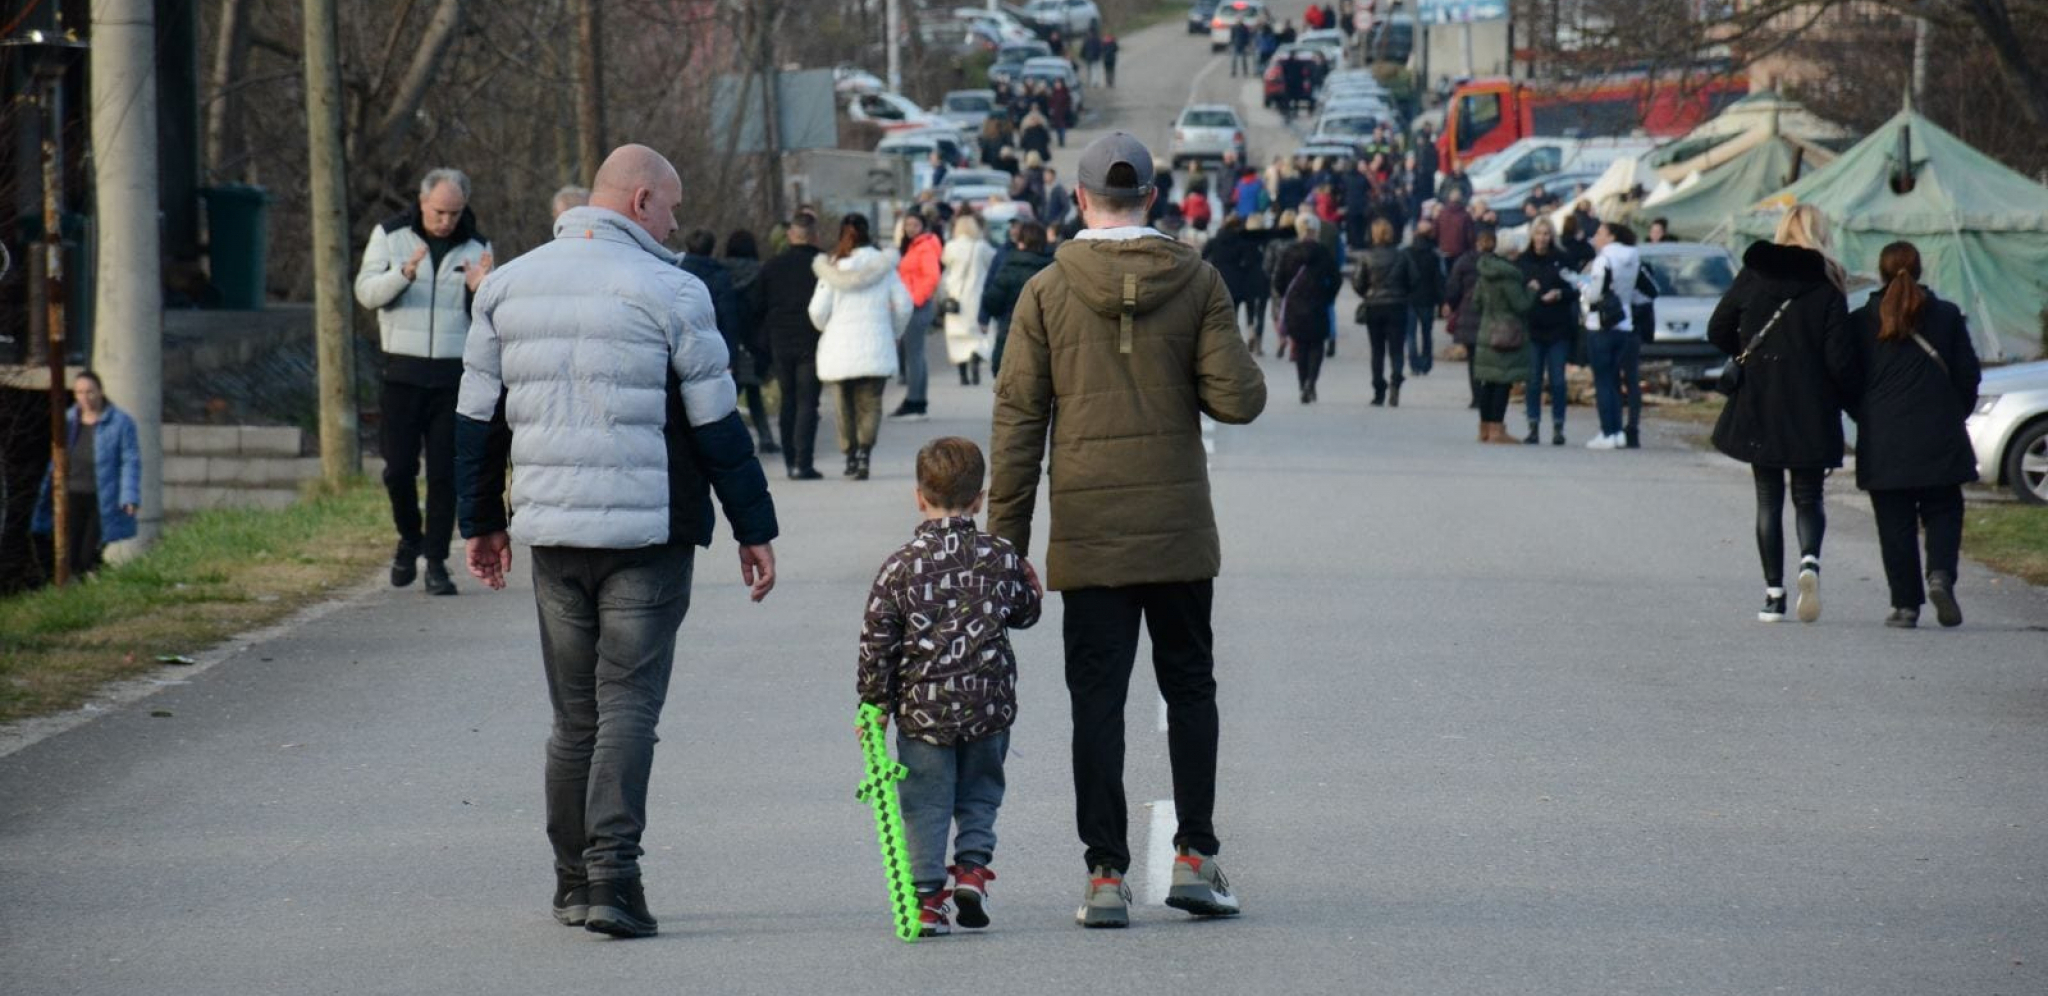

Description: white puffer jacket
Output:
[457,206,735,549]
[808,247,912,382]
[353,212,492,361]
[939,234,995,364]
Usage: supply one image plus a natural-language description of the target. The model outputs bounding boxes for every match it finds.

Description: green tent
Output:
[1640,137,1820,243]
[1733,107,2048,360]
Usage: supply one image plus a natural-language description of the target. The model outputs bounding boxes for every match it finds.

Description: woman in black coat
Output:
[1272,216,1341,403]
[1850,241,1982,628]
[1516,218,1581,444]
[1707,206,1857,624]
[1203,215,1269,352]
[1350,218,1413,407]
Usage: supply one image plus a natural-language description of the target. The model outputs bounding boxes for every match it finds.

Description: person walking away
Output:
[1274,213,1341,403]
[1435,189,1474,263]
[1230,18,1253,77]
[1403,220,1443,375]
[858,437,1043,937]
[1343,159,1372,252]
[453,144,779,938]
[979,220,1054,376]
[678,230,772,459]
[1081,32,1103,86]
[719,229,779,456]
[1262,210,1298,360]
[940,213,997,386]
[1279,54,1308,122]
[1256,22,1279,68]
[1707,203,1855,624]
[1182,176,1214,244]
[1470,228,1535,443]
[1442,235,1485,409]
[1557,213,1595,271]
[1203,215,1267,355]
[1018,110,1054,176]
[811,214,913,479]
[1100,34,1118,87]
[1517,218,1579,444]
[1350,218,1413,406]
[750,213,827,479]
[1580,221,1642,450]
[988,132,1265,928]
[1042,167,1074,228]
[31,370,141,578]
[1048,81,1074,148]
[1849,241,1982,628]
[354,167,493,596]
[891,213,944,420]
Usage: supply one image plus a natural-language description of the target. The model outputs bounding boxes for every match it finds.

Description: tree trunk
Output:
[1962,0,2048,129]
[372,0,464,154]
[205,0,252,181]
[573,0,606,182]
[303,0,360,486]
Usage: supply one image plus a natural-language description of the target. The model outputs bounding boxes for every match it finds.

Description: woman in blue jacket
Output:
[33,370,141,576]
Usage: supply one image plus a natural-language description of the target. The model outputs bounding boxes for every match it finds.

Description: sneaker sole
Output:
[1757,611,1785,623]
[1165,884,1242,917]
[1076,904,1129,928]
[1929,586,1963,628]
[1796,570,1821,623]
[954,890,990,930]
[584,906,657,938]
[552,904,588,927]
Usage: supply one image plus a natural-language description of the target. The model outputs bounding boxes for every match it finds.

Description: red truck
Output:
[1437,72,1749,171]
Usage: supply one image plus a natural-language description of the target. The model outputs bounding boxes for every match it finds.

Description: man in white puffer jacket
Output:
[453,145,779,939]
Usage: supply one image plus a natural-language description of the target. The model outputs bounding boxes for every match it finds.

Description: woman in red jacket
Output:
[893,212,944,420]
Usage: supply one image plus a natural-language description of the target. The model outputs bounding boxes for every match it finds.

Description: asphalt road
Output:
[4,7,2047,994]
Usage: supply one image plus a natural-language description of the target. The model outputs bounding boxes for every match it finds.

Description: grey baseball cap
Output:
[1077,132,1155,198]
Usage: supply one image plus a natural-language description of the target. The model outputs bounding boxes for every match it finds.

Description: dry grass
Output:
[0,481,388,723]
[1963,502,2048,587]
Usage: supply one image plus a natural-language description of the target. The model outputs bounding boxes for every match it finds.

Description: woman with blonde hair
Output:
[939,212,996,386]
[1707,203,1857,623]
[1849,241,1982,628]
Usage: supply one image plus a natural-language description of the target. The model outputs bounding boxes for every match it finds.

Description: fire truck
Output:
[1437,71,1749,171]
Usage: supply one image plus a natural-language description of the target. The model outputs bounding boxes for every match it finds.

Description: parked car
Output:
[1306,111,1388,153]
[935,168,1017,210]
[1292,140,1362,164]
[848,91,950,132]
[939,89,998,131]
[1626,241,1739,381]
[952,6,1037,44]
[920,19,1000,58]
[998,39,1053,64]
[1171,104,1249,168]
[1188,0,1221,34]
[1319,95,1398,123]
[1209,0,1265,52]
[1362,12,1416,63]
[1469,136,1661,198]
[834,66,885,95]
[1295,27,1345,62]
[1968,360,2048,504]
[877,128,971,170]
[1021,0,1101,35]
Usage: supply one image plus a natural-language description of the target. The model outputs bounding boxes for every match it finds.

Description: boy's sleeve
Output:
[1003,544,1042,631]
[856,558,906,709]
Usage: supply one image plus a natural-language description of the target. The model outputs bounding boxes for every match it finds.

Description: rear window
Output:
[947,95,993,112]
[1181,109,1239,128]
[1644,254,1736,297]
[1319,116,1378,136]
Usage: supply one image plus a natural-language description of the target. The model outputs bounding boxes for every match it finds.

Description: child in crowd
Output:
[856,437,1042,936]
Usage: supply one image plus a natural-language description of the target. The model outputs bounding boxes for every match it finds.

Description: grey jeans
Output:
[531,541,695,884]
[896,729,1010,893]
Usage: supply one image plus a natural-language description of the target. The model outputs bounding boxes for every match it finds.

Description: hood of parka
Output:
[1050,236,1207,319]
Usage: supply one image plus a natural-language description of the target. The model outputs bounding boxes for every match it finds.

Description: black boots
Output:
[1554,421,1567,446]
[854,446,872,481]
[1624,426,1641,449]
[844,449,860,478]
[423,559,457,596]
[585,878,657,938]
[1388,383,1401,407]
[1524,421,1540,445]
[390,540,418,588]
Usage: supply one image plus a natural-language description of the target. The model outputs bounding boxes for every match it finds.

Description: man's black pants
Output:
[380,379,457,562]
[1063,580,1220,873]
[773,352,822,472]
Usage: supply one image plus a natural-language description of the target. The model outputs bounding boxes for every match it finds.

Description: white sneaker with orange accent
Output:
[1165,847,1241,917]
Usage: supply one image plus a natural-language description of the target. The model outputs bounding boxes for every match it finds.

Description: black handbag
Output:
[1716,297,1793,396]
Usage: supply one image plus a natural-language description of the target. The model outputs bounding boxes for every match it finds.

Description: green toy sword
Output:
[855,702,920,943]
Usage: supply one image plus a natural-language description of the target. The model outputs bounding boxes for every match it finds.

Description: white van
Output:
[1469,137,1661,198]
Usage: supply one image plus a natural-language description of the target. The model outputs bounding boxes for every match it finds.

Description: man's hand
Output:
[466,532,513,590]
[739,542,777,602]
[121,503,137,517]
[1022,558,1044,598]
[1542,289,1562,303]
[465,250,494,292]
[401,244,428,282]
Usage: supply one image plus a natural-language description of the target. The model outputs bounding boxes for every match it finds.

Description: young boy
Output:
[857,437,1042,936]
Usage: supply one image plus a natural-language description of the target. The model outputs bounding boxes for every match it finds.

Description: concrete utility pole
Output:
[1912,17,1929,107]
[91,0,166,554]
[301,0,358,486]
[886,0,902,93]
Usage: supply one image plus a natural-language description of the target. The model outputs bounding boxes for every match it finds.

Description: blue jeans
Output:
[531,541,696,884]
[897,729,1010,892]
[1587,329,1641,436]
[900,298,937,405]
[1526,338,1571,424]
[1407,305,1435,373]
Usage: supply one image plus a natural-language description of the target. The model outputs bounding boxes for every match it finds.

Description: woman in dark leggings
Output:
[1708,205,1856,623]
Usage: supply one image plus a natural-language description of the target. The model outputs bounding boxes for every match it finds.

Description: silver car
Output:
[1171,104,1248,168]
[1631,242,1739,381]
[939,89,998,131]
[1968,360,2048,503]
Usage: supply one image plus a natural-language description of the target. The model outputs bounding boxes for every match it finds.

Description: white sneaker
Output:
[1586,433,1621,450]
[1795,559,1822,623]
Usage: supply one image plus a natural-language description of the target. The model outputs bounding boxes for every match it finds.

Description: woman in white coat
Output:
[809,213,912,481]
[939,213,997,386]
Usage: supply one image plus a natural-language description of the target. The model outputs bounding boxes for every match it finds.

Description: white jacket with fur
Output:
[939,234,996,364]
[808,247,912,382]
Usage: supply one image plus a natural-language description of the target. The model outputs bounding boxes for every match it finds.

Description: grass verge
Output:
[1962,502,2048,587]
[1112,0,1192,33]
[0,480,389,724]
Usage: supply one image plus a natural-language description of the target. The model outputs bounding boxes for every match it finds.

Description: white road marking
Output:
[1184,54,1226,113]
[1144,799,1178,906]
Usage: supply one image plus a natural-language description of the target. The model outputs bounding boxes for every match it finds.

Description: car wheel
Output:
[2005,418,2048,505]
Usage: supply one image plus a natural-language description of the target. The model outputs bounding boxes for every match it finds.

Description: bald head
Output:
[589,144,684,243]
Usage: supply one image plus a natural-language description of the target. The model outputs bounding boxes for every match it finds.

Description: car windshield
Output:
[1644,253,1737,297]
[1319,116,1377,136]
[1181,109,1238,128]
[947,95,993,112]
[944,171,1009,189]
[1000,43,1049,60]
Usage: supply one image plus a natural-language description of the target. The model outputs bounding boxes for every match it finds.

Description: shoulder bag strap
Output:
[1909,332,1950,376]
[1734,297,1794,367]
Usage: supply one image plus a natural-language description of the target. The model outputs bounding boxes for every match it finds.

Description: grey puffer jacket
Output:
[455,206,776,550]
[353,206,491,372]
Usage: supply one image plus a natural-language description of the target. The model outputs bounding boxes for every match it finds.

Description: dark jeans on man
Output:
[1364,304,1406,394]
[1753,466,1826,588]
[1231,46,1252,76]
[1587,329,1641,437]
[380,379,457,561]
[1526,338,1571,425]
[1063,581,1220,873]
[1407,305,1435,374]
[897,730,1010,893]
[774,351,822,472]
[532,541,695,885]
[1870,485,1965,608]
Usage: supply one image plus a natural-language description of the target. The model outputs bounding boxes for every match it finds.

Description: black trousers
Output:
[1063,581,1221,873]
[773,352,822,472]
[1291,334,1325,391]
[1475,381,1512,422]
[381,379,457,561]
[1364,304,1406,393]
[1870,485,1964,608]
[1753,465,1827,588]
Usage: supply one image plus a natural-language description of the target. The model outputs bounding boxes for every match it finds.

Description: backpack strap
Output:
[1119,272,1137,354]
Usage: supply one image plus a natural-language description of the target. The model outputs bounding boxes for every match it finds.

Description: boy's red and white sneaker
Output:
[949,864,996,930]
[917,889,955,937]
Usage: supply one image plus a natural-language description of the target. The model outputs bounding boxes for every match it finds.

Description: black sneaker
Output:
[1759,588,1787,623]
[789,466,824,481]
[887,401,929,422]
[423,559,457,596]
[1624,427,1641,449]
[1885,607,1920,629]
[843,451,860,478]
[585,878,658,937]
[1553,423,1566,446]
[552,874,589,927]
[1388,384,1400,407]
[390,541,419,588]
[1523,423,1540,445]
[1928,571,1963,628]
